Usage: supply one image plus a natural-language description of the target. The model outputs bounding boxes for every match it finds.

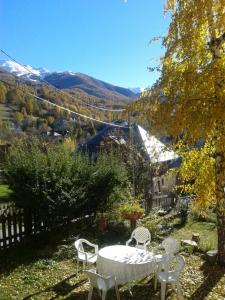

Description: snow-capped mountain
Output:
[129,87,144,95]
[0,60,50,81]
[0,59,138,101]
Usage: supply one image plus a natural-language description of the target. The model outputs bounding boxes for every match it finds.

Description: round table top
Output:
[98,245,154,265]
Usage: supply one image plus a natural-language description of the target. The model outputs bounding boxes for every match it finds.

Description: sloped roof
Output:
[137,125,179,163]
[79,123,179,165]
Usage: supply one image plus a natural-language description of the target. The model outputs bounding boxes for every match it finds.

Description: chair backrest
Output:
[131,227,151,244]
[161,255,185,281]
[162,237,180,255]
[74,238,89,253]
[175,254,185,274]
[84,269,109,291]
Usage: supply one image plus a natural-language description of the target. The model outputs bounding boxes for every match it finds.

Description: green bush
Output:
[118,192,145,217]
[85,151,130,214]
[5,138,129,220]
[140,210,161,239]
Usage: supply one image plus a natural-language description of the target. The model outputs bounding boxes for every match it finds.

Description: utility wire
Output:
[0,49,126,112]
[0,78,129,129]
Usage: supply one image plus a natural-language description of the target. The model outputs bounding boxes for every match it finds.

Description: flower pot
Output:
[124,212,143,221]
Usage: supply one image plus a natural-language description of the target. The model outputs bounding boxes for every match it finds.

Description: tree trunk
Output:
[215,152,225,266]
[211,30,225,264]
[216,206,225,265]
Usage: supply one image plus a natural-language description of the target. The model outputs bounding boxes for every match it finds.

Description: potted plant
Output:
[119,195,144,221]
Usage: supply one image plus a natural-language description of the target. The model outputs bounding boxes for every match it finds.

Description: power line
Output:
[0,49,126,112]
[0,78,129,129]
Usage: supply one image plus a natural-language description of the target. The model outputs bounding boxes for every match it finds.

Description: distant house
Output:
[78,122,130,160]
[78,123,180,205]
[52,119,70,136]
[41,119,69,142]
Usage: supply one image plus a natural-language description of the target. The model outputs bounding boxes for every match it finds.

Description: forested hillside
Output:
[0,68,128,144]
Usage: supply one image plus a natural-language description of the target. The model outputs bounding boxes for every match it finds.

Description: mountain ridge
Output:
[0,60,139,102]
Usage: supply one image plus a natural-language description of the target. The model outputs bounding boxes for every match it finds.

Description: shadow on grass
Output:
[22,273,87,300]
[0,218,92,276]
[62,277,160,300]
[0,218,129,277]
[21,273,161,300]
[190,261,225,300]
[21,275,154,300]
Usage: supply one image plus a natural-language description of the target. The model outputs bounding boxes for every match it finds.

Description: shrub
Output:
[5,138,129,220]
[140,210,161,239]
[119,200,144,216]
[86,151,130,214]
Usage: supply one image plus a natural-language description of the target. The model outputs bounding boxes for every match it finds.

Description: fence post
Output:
[12,212,18,245]
[7,213,12,247]
[2,215,7,250]
[23,208,32,237]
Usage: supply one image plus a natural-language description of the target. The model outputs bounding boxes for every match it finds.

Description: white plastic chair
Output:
[162,237,180,256]
[157,255,185,300]
[84,268,120,300]
[126,226,151,250]
[154,237,180,289]
[74,239,98,273]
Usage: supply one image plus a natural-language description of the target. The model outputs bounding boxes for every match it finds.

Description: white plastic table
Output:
[97,245,156,285]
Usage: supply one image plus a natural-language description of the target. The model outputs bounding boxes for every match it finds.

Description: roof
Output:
[79,123,179,165]
[137,125,179,163]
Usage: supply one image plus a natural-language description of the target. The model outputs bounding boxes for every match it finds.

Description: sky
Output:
[0,0,170,89]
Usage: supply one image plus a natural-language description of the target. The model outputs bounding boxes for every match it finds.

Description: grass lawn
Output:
[0,214,224,300]
[171,215,218,252]
[0,183,12,200]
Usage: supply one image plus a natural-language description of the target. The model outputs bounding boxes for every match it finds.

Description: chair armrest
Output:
[94,244,99,254]
[88,252,98,260]
[126,239,132,246]
[77,249,88,261]
[84,240,98,251]
[145,240,150,246]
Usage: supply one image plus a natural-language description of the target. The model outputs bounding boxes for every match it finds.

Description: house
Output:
[78,123,180,208]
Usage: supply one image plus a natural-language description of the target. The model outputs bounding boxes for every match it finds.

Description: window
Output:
[157,180,161,192]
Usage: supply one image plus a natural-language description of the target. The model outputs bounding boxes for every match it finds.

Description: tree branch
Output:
[208,32,225,58]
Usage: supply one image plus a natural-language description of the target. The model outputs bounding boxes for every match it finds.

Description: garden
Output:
[1,0,225,299]
[0,136,224,299]
[0,208,224,300]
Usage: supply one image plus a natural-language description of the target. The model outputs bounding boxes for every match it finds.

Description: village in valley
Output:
[0,1,225,299]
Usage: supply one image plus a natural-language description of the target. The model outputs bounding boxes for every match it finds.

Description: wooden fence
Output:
[0,205,24,250]
[0,195,192,251]
[151,194,192,211]
[0,202,91,251]
[0,203,78,251]
[152,194,173,209]
[0,204,48,250]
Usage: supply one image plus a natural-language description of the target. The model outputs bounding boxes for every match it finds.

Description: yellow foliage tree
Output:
[176,140,216,213]
[0,83,6,103]
[15,112,24,123]
[135,0,225,264]
[46,116,54,126]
